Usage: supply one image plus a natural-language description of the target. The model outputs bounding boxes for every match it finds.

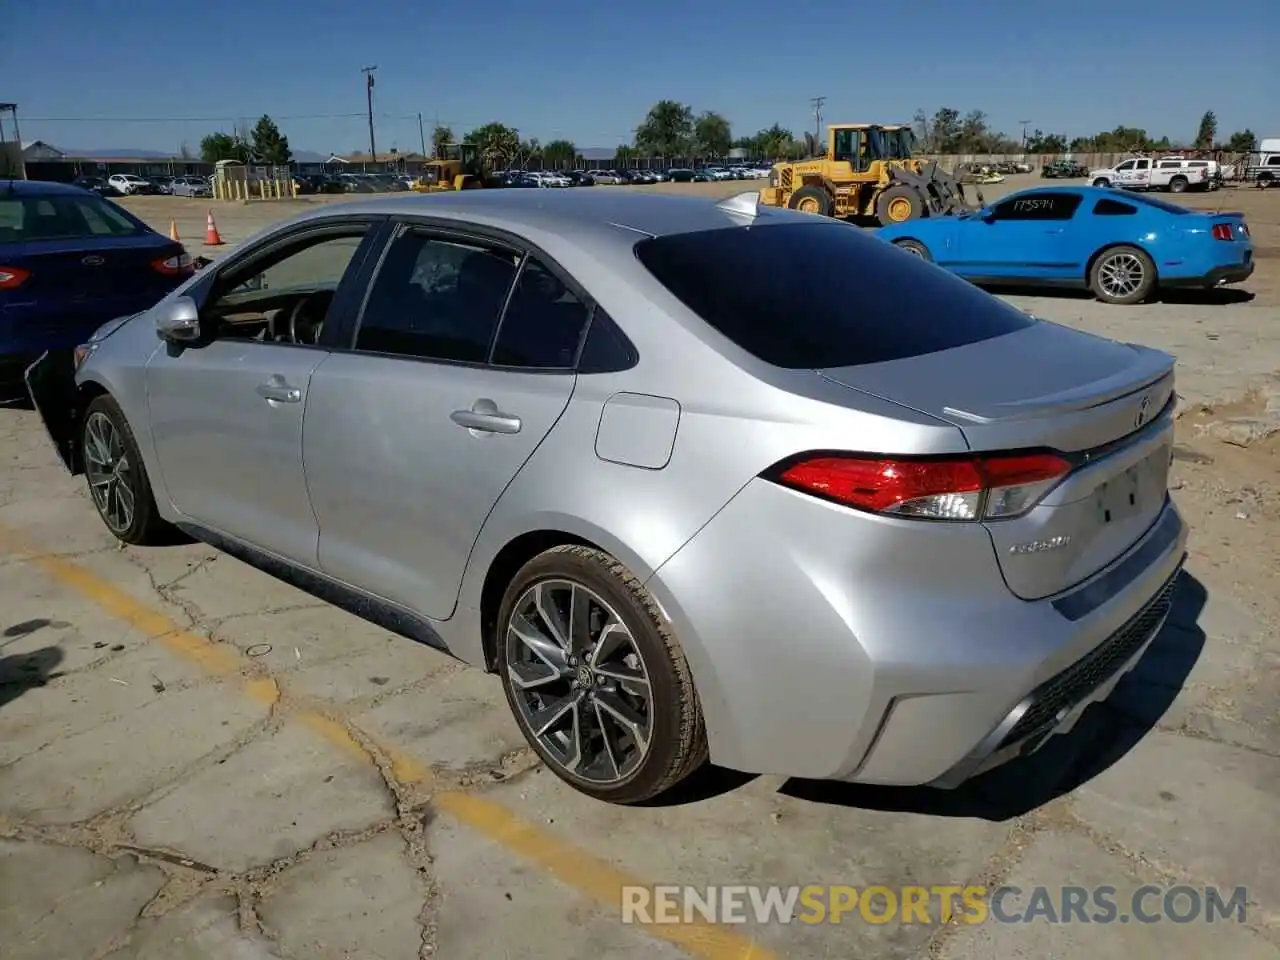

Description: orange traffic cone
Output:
[204,209,224,246]
[169,219,180,242]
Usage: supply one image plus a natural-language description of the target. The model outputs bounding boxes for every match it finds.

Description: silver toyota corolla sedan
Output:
[25,189,1187,804]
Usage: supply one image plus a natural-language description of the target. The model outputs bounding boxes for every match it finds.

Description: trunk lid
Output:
[4,234,181,301]
[820,322,1176,600]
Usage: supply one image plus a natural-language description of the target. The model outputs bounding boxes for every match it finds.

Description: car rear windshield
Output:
[0,194,143,242]
[633,221,1036,368]
[1119,193,1191,215]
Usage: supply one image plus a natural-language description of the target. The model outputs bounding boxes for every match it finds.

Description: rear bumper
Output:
[647,478,1188,786]
[1162,259,1254,288]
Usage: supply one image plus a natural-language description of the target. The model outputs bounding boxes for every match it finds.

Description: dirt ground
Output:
[1,177,1277,960]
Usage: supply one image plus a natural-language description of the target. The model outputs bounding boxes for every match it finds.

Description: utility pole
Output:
[362,66,378,162]
[809,96,826,144]
[1019,119,1031,150]
[417,112,426,157]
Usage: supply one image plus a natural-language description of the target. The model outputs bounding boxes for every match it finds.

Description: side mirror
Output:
[980,208,996,222]
[155,296,201,343]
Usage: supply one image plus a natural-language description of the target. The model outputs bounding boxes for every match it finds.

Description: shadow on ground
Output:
[653,571,1208,817]
[0,619,66,710]
[993,284,1254,306]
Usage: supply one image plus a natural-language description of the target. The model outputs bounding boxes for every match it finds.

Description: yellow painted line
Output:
[0,525,773,960]
[436,791,776,958]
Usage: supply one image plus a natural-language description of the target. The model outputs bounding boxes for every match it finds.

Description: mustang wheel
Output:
[1090,246,1156,305]
[893,238,932,261]
[81,395,174,545]
[497,545,707,804]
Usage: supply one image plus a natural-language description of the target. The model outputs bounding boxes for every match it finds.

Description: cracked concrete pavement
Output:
[1,185,1278,959]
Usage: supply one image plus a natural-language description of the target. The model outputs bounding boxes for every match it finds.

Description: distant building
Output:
[21,140,65,161]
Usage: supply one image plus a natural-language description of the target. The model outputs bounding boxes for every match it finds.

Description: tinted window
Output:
[1093,198,1137,216]
[356,230,520,363]
[578,308,637,374]
[491,258,590,369]
[1266,156,1280,166]
[992,193,1082,221]
[1116,161,1135,171]
[0,194,142,242]
[633,222,1035,370]
[1157,161,1181,169]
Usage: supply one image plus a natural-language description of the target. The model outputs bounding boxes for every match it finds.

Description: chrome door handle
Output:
[451,407,521,434]
[256,382,302,403]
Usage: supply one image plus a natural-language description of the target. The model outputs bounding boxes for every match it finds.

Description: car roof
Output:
[298,188,814,241]
[1,178,94,197]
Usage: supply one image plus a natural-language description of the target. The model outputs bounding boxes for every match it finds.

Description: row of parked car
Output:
[62,162,776,201]
[71,173,213,198]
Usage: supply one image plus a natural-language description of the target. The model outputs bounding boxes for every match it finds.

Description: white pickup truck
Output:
[1088,156,1210,193]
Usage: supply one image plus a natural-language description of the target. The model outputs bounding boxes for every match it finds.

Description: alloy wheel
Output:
[505,579,653,784]
[1098,253,1145,300]
[83,411,135,534]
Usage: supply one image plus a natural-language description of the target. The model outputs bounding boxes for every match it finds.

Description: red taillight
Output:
[772,452,1073,521]
[152,252,195,276]
[0,266,31,290]
[1211,223,1235,241]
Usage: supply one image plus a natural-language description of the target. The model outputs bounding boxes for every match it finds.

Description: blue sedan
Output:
[1,179,194,389]
[876,185,1254,305]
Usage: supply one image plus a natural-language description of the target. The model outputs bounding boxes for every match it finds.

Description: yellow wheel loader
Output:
[411,144,488,192]
[759,124,983,226]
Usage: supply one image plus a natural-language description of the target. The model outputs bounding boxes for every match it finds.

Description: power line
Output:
[20,113,368,123]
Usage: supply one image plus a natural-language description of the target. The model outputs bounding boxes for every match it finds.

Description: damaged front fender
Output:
[24,350,86,475]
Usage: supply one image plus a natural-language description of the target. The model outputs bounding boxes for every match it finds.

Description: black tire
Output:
[80,394,175,545]
[1089,245,1156,305]
[788,185,832,216]
[1168,175,1188,193]
[893,238,932,262]
[496,545,708,804]
[875,185,926,225]
[1092,178,1111,188]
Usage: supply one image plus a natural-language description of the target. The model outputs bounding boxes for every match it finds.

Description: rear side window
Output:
[634,222,1035,369]
[1094,198,1137,216]
[356,230,520,363]
[0,194,142,242]
[491,258,590,369]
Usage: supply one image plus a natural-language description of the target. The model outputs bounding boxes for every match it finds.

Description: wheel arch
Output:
[477,528,598,672]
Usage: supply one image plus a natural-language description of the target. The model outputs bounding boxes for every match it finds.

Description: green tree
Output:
[1026,130,1068,153]
[614,144,637,166]
[199,131,248,164]
[431,125,454,159]
[463,122,520,168]
[250,115,291,165]
[747,123,794,159]
[634,101,694,157]
[930,108,961,152]
[1194,111,1217,150]
[543,139,577,167]
[693,111,732,158]
[1225,129,1257,152]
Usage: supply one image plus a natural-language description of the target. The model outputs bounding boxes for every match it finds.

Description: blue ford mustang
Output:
[1,179,193,390]
[876,185,1254,305]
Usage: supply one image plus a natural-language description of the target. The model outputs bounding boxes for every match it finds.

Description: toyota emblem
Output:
[1134,394,1152,428]
[82,255,105,267]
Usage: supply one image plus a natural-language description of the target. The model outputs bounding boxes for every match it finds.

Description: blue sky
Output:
[6,0,1276,155]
